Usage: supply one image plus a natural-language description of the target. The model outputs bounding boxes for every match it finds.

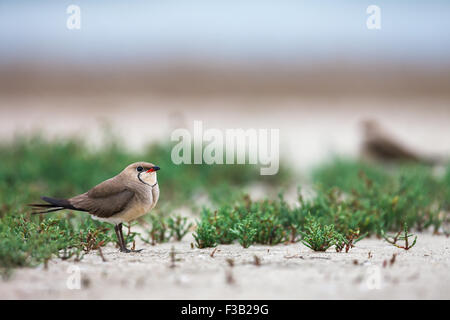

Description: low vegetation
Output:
[193,159,449,250]
[0,214,126,278]
[0,135,448,275]
[140,214,193,245]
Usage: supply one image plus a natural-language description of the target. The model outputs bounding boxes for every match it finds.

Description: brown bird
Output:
[30,162,160,253]
[360,120,441,165]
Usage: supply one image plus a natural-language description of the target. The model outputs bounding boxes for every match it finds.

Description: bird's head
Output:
[124,162,160,186]
[361,119,382,139]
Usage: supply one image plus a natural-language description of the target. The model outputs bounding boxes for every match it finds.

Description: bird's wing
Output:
[70,178,135,218]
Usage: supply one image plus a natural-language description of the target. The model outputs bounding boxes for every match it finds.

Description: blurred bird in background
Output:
[360,119,445,166]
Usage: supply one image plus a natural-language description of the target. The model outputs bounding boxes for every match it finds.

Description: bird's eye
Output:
[137,166,143,172]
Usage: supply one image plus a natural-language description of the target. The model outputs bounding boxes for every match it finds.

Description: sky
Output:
[0,0,449,66]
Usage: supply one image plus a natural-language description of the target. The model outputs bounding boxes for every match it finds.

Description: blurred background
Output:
[0,0,449,169]
[2,1,450,298]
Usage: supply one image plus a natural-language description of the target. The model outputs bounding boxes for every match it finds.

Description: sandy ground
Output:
[1,231,449,300]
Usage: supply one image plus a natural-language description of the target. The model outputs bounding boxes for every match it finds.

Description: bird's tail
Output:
[29,196,77,215]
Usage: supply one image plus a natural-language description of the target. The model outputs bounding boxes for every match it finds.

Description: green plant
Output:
[140,214,168,245]
[335,229,367,253]
[230,217,258,248]
[382,223,417,250]
[167,215,193,241]
[443,163,450,211]
[300,216,344,251]
[193,219,218,248]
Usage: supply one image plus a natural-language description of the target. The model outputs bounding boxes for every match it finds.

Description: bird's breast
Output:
[117,185,158,222]
[118,201,151,222]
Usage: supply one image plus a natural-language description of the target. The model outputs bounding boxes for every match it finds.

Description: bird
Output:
[360,119,443,165]
[29,162,160,253]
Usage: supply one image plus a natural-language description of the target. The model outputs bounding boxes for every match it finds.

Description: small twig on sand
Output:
[225,268,235,285]
[98,246,107,262]
[390,253,397,266]
[169,246,176,268]
[226,258,234,267]
[225,259,235,285]
[210,248,218,258]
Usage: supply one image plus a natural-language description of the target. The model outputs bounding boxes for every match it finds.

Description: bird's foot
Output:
[120,247,143,253]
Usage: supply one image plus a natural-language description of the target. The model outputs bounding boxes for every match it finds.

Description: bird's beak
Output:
[146,166,160,173]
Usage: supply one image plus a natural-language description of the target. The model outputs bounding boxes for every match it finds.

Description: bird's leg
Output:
[114,224,128,252]
[118,223,143,253]
[116,223,130,252]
